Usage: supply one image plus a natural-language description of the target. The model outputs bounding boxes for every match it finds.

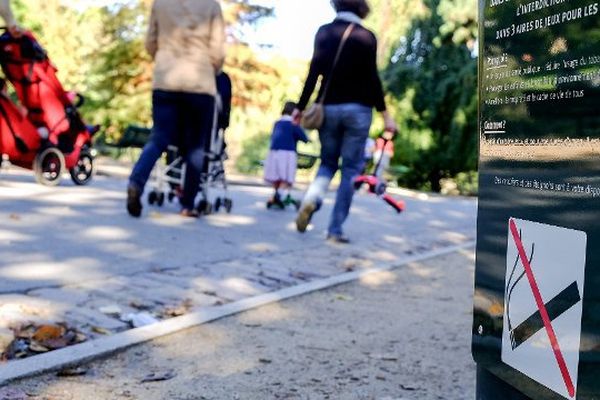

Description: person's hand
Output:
[292,108,303,125]
[8,24,22,38]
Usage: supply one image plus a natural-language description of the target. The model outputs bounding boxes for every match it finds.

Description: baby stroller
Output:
[0,30,97,186]
[354,132,406,213]
[146,72,233,214]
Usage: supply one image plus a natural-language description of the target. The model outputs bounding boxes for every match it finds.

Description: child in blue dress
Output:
[264,101,309,209]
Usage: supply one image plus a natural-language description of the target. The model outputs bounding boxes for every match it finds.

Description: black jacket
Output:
[298,20,386,112]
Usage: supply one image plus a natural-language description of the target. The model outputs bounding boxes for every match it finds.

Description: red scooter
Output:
[354,132,406,213]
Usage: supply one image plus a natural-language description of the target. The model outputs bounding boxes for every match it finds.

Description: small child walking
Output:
[264,101,309,209]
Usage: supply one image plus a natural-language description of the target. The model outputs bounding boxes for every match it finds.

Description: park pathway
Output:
[0,165,476,364]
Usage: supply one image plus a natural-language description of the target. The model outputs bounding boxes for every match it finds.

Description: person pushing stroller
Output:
[127,0,225,218]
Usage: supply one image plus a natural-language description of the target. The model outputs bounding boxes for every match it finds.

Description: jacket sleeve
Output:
[297,27,327,111]
[0,0,16,28]
[145,1,158,59]
[295,126,309,143]
[209,2,226,73]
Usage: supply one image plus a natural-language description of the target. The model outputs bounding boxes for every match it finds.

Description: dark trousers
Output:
[129,90,215,210]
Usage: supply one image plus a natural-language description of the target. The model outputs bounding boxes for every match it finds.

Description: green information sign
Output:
[473,0,600,398]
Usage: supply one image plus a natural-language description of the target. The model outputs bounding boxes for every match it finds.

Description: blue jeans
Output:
[302,104,373,236]
[129,90,215,210]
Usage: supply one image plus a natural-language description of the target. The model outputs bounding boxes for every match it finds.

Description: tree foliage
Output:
[383,0,478,191]
[6,0,479,192]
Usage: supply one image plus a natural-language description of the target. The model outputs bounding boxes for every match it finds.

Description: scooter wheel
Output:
[34,147,65,186]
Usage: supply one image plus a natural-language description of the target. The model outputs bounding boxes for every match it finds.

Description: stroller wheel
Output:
[224,198,233,214]
[69,150,94,186]
[197,199,212,215]
[214,197,222,212]
[156,192,165,207]
[34,147,65,186]
[148,191,158,206]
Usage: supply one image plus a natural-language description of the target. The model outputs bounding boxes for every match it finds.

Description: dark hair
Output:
[282,101,296,116]
[332,0,371,19]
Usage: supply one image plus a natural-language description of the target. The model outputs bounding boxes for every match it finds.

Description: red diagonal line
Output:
[509,219,575,398]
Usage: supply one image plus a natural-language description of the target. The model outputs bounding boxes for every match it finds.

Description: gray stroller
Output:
[145,72,233,214]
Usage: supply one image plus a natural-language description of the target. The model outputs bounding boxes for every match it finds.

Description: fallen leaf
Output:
[129,300,153,311]
[91,326,112,335]
[0,328,14,354]
[43,337,69,350]
[28,341,49,353]
[334,294,353,301]
[14,324,36,340]
[400,384,418,391]
[8,214,21,221]
[161,299,193,318]
[370,354,398,362]
[74,332,87,343]
[33,325,65,342]
[57,367,88,377]
[140,370,176,383]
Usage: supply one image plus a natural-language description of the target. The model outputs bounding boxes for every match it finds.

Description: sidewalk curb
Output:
[0,241,475,386]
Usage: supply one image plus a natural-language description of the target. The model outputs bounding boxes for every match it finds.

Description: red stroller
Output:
[354,132,406,213]
[0,30,96,186]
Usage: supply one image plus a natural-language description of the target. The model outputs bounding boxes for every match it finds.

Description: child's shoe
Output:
[267,193,285,210]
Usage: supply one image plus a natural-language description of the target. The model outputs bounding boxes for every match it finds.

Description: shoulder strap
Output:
[318,23,355,104]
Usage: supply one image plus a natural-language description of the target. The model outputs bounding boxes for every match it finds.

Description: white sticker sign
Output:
[502,218,587,399]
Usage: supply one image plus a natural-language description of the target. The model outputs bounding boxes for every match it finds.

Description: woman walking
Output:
[127,0,225,218]
[293,0,396,243]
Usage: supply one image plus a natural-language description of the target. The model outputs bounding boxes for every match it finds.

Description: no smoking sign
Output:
[502,218,587,399]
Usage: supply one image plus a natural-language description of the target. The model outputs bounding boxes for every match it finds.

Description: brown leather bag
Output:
[301,23,355,130]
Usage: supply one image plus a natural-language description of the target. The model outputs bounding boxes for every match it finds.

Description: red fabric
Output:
[0,31,91,169]
[0,93,40,161]
[0,32,72,135]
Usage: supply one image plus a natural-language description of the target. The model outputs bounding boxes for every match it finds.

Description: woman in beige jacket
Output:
[127,0,225,218]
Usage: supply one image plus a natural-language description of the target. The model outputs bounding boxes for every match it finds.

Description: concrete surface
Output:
[0,164,476,343]
[10,249,477,400]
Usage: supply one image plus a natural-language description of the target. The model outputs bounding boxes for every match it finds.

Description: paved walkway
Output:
[11,250,477,400]
[0,165,476,352]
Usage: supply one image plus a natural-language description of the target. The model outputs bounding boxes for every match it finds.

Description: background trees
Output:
[8,0,478,193]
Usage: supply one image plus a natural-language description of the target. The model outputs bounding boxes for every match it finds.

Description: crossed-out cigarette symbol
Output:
[506,219,581,398]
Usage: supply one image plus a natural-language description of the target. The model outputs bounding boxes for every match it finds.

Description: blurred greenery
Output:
[7,0,478,195]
